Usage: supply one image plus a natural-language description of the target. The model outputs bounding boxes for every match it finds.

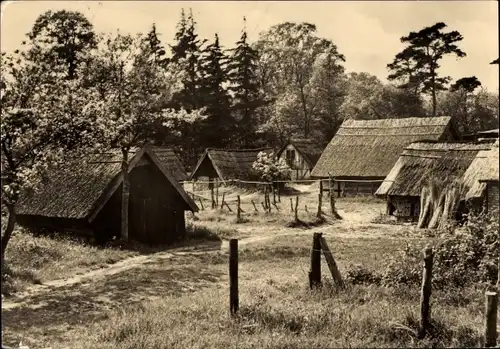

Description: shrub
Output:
[382,211,499,289]
[345,265,382,285]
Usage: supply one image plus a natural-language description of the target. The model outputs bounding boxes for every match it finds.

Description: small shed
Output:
[311,116,460,196]
[188,148,274,185]
[16,146,198,244]
[277,138,324,180]
[150,146,188,182]
[462,139,499,214]
[375,141,493,220]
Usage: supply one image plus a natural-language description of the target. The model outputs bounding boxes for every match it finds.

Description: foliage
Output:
[435,87,499,134]
[382,212,499,289]
[199,34,233,148]
[255,22,346,143]
[387,22,466,116]
[252,151,291,182]
[227,18,265,148]
[26,10,97,80]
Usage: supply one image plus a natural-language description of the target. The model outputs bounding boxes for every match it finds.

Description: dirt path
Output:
[2,192,410,311]
[1,225,327,311]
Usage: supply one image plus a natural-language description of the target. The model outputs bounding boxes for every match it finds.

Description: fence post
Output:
[305,205,308,213]
[237,195,241,220]
[198,198,204,211]
[329,174,336,214]
[294,196,299,222]
[277,183,281,203]
[319,180,323,197]
[272,183,276,205]
[211,185,215,209]
[290,198,293,212]
[309,232,322,289]
[229,239,239,315]
[418,246,433,339]
[252,200,258,212]
[317,193,322,218]
[215,178,219,208]
[319,237,344,288]
[221,192,225,210]
[484,291,498,347]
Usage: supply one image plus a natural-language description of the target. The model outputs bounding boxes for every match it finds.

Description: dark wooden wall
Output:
[127,162,189,244]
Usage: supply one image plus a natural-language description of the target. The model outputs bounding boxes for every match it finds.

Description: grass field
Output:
[0,184,494,348]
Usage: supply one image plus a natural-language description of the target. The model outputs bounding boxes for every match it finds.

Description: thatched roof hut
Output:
[188,148,274,182]
[462,139,499,201]
[277,138,324,180]
[17,146,198,244]
[375,141,492,198]
[150,146,188,182]
[278,138,324,168]
[311,116,459,180]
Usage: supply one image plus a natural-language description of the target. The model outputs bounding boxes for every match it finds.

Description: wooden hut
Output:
[462,139,499,214]
[311,116,460,196]
[277,138,324,180]
[16,146,198,244]
[188,148,273,186]
[375,141,494,220]
[150,146,188,182]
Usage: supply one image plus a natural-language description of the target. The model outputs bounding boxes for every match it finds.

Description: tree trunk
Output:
[1,203,16,267]
[121,148,130,242]
[431,65,437,117]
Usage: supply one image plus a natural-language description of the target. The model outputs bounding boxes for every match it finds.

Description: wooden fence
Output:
[226,237,499,347]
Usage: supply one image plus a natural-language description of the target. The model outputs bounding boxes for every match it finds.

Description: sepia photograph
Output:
[1,1,499,348]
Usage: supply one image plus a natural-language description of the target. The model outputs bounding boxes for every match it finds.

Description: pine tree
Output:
[144,23,168,69]
[227,18,265,148]
[199,33,232,148]
[169,9,189,63]
[168,8,206,167]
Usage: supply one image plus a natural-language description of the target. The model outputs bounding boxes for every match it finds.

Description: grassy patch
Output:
[2,230,137,295]
[81,274,483,349]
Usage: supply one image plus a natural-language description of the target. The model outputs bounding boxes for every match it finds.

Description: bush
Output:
[345,265,382,285]
[382,212,499,289]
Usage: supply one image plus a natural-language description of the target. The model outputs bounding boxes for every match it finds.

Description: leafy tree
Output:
[340,72,426,121]
[1,51,96,263]
[388,22,466,117]
[252,151,291,182]
[199,34,232,148]
[87,33,205,241]
[435,77,498,134]
[255,22,345,140]
[227,18,265,147]
[26,10,97,80]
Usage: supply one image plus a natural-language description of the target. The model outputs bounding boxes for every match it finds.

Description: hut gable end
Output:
[375,141,494,198]
[16,146,198,223]
[189,148,274,182]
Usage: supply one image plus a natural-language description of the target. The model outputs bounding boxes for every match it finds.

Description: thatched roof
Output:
[189,147,274,181]
[150,146,188,181]
[463,139,499,200]
[375,141,493,197]
[17,146,198,220]
[278,138,324,168]
[311,116,456,178]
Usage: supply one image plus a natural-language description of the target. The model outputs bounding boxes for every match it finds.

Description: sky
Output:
[1,1,498,92]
